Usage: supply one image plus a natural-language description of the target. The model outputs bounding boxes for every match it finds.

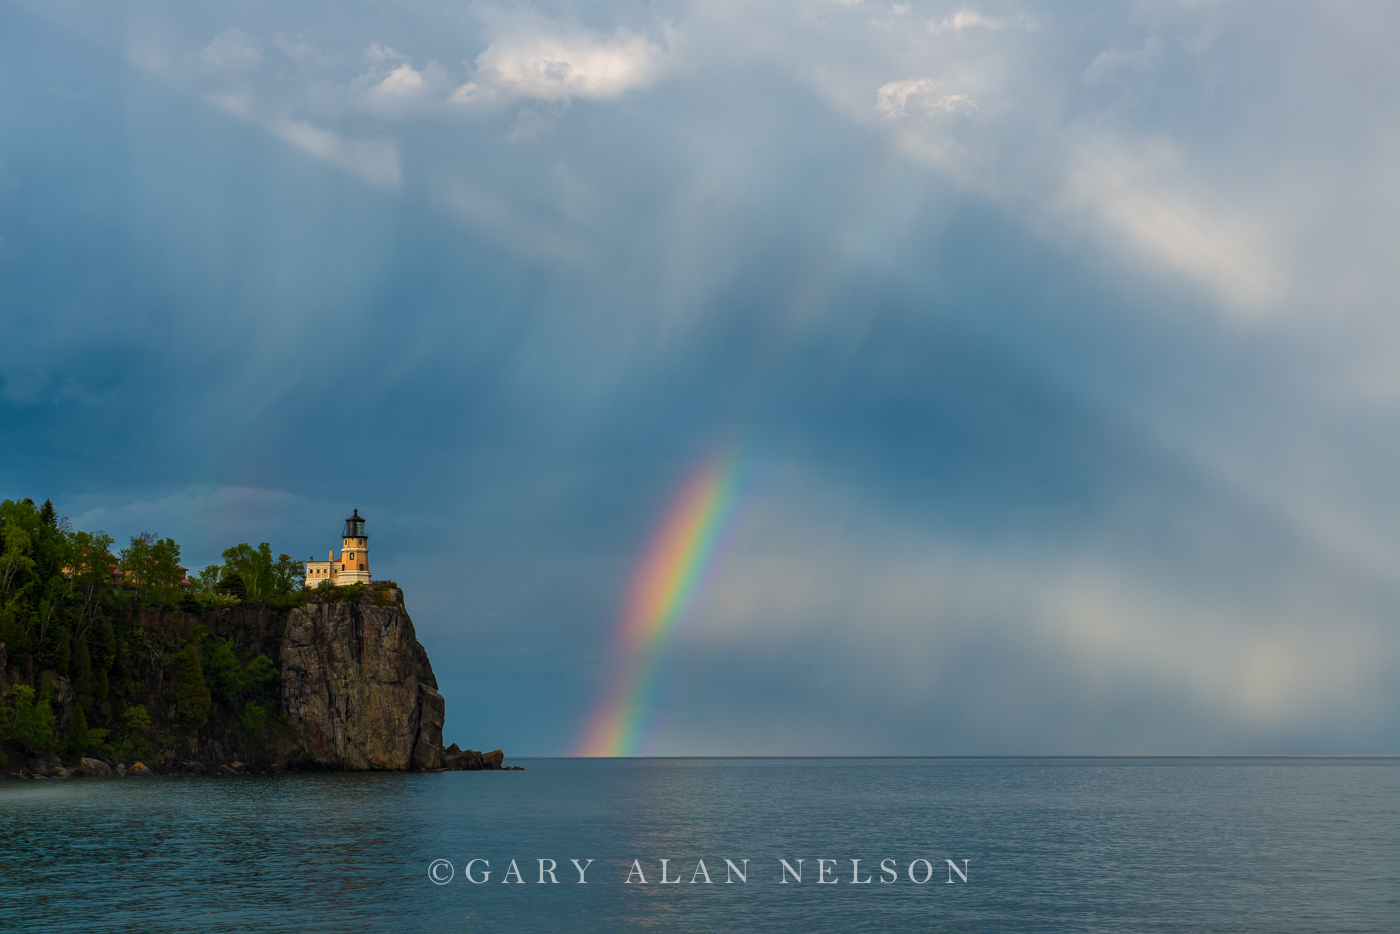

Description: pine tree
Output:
[66,703,89,758]
[96,618,116,671]
[174,645,212,726]
[73,633,93,703]
[39,499,57,528]
[0,612,30,666]
[214,572,248,602]
[203,638,240,702]
[52,625,71,671]
[119,704,151,747]
[6,685,56,754]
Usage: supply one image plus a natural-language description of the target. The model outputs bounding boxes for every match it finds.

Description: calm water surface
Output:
[2,758,1397,932]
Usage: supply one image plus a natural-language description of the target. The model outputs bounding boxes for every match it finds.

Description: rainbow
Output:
[576,453,743,756]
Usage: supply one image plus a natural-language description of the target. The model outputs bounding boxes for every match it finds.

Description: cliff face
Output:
[2,588,454,775]
[279,593,446,771]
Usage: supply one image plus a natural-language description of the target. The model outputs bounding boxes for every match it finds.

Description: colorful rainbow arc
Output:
[574,155,928,756]
[576,453,742,757]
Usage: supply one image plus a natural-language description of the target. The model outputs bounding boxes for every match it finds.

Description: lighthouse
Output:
[303,509,372,587]
[339,509,371,584]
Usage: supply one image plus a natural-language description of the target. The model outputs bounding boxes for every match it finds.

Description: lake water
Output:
[2,757,1397,932]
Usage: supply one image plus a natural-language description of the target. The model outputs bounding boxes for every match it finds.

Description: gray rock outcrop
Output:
[442,744,506,771]
[280,593,446,771]
[78,758,112,776]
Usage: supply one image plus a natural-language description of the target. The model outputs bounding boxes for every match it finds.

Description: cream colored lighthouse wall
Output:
[305,560,334,588]
[302,535,371,588]
[338,536,370,583]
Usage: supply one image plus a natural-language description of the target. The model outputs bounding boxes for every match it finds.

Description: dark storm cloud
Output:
[3,0,1399,753]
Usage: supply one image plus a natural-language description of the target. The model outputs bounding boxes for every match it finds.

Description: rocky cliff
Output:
[0,586,495,776]
[280,594,445,770]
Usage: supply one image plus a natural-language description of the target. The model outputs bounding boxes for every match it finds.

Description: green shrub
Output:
[241,654,277,694]
[5,685,55,754]
[240,700,272,741]
[117,704,151,757]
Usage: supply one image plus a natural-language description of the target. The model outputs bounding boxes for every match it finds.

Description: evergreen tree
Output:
[174,645,212,726]
[73,632,93,703]
[214,573,248,601]
[240,700,273,742]
[240,654,277,695]
[110,640,126,682]
[95,618,116,671]
[203,638,240,702]
[6,685,56,754]
[39,499,57,528]
[52,625,71,671]
[65,703,89,758]
[119,704,151,749]
[0,611,30,666]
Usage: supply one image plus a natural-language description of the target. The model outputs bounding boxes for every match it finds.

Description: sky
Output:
[3,0,1399,755]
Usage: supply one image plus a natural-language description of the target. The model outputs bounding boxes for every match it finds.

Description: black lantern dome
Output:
[344,509,366,538]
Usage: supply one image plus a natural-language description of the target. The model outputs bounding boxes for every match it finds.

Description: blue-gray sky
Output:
[3,0,1399,754]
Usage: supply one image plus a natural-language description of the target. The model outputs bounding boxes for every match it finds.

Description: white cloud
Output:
[1061,139,1282,312]
[364,42,407,64]
[359,59,455,114]
[462,25,667,104]
[436,178,587,263]
[875,78,976,119]
[688,468,1393,747]
[198,52,403,187]
[929,10,1004,34]
[200,28,263,70]
[377,62,425,96]
[272,33,332,68]
[270,118,401,188]
[1082,38,1164,85]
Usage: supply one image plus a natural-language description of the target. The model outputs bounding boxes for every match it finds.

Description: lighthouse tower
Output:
[338,509,371,584]
[303,509,372,587]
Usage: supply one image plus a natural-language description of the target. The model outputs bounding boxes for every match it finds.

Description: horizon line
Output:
[509,754,1400,760]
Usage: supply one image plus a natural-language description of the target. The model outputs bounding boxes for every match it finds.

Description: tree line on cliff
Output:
[0,496,347,772]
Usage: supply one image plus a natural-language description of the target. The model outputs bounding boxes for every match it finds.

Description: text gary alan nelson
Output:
[427,858,972,885]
